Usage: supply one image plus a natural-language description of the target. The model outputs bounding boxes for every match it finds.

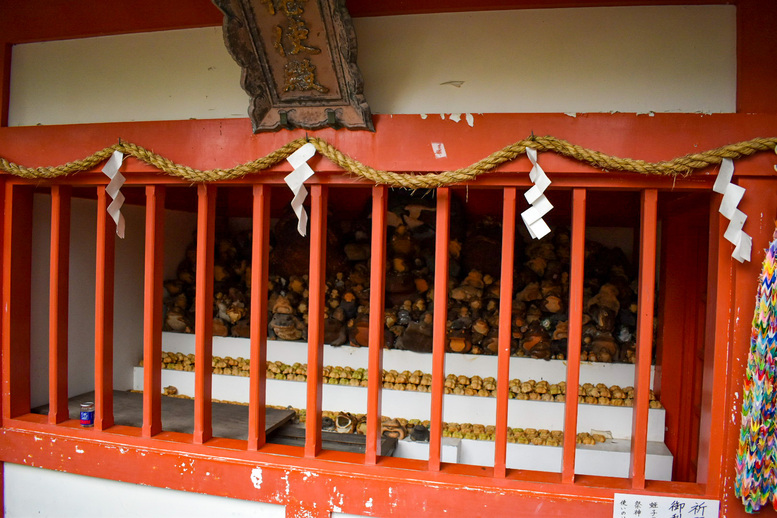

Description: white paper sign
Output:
[613,493,719,518]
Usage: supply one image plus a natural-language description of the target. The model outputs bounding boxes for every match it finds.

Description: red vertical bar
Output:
[305,185,327,458]
[95,188,115,430]
[562,188,587,483]
[142,185,165,437]
[630,189,658,488]
[365,185,388,464]
[0,178,4,422]
[494,187,517,477]
[0,42,11,127]
[699,202,734,492]
[428,187,450,472]
[48,185,71,424]
[2,184,32,419]
[736,0,777,113]
[193,184,216,444]
[248,184,271,450]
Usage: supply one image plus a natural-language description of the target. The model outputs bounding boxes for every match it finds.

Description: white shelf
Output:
[161,332,655,388]
[384,438,673,481]
[133,367,666,441]
[138,333,672,480]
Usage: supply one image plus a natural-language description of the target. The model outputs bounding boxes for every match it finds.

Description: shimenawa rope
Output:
[1,135,775,188]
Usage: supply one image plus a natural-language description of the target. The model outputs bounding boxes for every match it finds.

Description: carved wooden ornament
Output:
[214,0,374,132]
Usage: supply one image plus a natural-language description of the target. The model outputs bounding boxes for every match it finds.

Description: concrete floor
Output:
[33,390,295,440]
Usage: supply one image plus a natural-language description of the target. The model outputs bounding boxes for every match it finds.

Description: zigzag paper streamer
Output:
[735,227,777,512]
[284,142,317,236]
[715,158,752,262]
[102,150,126,238]
[520,147,553,239]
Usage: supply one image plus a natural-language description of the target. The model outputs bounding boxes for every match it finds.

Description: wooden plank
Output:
[48,185,71,424]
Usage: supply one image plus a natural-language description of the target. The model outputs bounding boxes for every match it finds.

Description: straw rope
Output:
[1,135,775,188]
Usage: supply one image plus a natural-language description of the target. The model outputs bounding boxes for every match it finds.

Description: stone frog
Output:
[268,312,307,341]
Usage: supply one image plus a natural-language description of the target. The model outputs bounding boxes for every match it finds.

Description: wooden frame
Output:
[0,113,774,518]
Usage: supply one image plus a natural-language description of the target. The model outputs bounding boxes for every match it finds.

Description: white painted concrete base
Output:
[3,463,286,518]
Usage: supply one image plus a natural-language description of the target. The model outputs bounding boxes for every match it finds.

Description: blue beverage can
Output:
[80,402,95,427]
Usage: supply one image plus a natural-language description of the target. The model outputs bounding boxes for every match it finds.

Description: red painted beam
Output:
[1,115,776,180]
[737,0,777,112]
[0,1,735,44]
[0,42,10,127]
[0,424,708,517]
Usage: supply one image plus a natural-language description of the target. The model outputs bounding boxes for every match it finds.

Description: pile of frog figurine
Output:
[162,192,643,363]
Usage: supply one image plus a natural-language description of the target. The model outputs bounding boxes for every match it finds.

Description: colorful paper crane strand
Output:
[736,227,777,513]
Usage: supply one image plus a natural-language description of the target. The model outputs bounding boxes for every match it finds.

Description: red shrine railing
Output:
[1,114,774,517]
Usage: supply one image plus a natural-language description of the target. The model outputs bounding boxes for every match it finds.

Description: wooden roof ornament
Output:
[213,0,374,132]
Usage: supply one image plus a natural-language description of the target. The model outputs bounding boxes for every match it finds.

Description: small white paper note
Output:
[102,150,126,238]
[613,493,719,518]
[712,158,734,194]
[284,142,317,236]
[432,142,447,159]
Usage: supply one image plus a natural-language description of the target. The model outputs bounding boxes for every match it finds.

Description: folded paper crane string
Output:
[735,226,777,512]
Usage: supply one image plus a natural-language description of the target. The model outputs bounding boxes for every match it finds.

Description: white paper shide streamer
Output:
[284,142,317,236]
[102,150,126,238]
[520,147,553,239]
[714,158,751,263]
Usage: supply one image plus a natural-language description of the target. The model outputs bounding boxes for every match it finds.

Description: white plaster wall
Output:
[8,5,735,126]
[30,195,149,408]
[29,194,197,409]
[4,463,286,518]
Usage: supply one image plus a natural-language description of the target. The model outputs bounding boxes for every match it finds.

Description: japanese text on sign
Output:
[613,493,719,518]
